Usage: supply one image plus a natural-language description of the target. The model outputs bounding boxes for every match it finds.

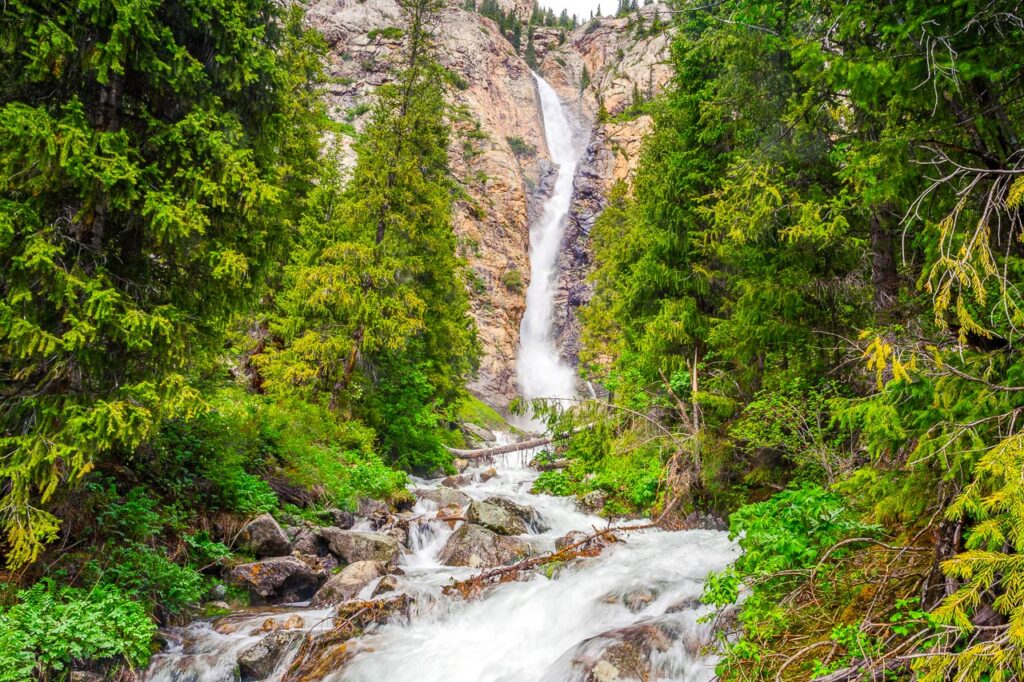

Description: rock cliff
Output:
[538,4,674,367]
[304,0,673,405]
[307,0,551,404]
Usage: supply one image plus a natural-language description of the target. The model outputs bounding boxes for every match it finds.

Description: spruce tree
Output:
[0,0,325,567]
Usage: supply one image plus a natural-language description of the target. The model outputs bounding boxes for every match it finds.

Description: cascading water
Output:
[145,451,735,682]
[516,75,587,405]
[143,78,737,682]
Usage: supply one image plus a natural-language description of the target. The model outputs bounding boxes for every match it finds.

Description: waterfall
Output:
[516,75,587,405]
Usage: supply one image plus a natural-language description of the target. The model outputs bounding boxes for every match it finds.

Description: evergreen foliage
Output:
[549,0,1024,678]
[0,0,326,569]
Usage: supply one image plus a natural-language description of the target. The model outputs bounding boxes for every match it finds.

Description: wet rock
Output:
[383,525,408,548]
[466,499,527,535]
[357,498,391,528]
[318,528,401,566]
[560,620,694,682]
[462,422,496,444]
[417,487,471,508]
[326,508,355,529]
[310,561,386,607]
[441,474,471,488]
[372,574,400,596]
[251,614,306,635]
[436,503,465,527]
[227,556,323,603]
[453,458,470,472]
[237,630,302,680]
[439,524,530,568]
[622,588,656,613]
[238,514,292,558]
[666,596,703,613]
[577,490,606,514]
[289,526,327,556]
[555,530,589,550]
[479,467,498,482]
[681,511,728,531]
[207,583,228,600]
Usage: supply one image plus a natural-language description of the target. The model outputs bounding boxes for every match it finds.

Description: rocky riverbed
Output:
[143,439,736,682]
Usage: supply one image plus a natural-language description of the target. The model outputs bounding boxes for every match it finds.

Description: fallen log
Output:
[447,434,553,459]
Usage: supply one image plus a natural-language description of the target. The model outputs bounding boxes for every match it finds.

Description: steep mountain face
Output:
[305,0,673,405]
[539,4,675,367]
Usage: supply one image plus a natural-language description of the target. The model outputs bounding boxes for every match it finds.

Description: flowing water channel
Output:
[144,77,737,682]
[517,75,586,404]
[146,449,736,681]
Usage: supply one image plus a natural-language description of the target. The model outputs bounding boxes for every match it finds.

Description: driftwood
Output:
[447,434,554,459]
[448,424,593,459]
[442,523,656,601]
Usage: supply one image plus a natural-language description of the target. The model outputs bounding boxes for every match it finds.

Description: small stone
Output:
[478,467,498,482]
[622,588,655,612]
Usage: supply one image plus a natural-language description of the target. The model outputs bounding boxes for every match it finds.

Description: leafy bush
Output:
[98,544,205,616]
[367,26,403,40]
[532,470,574,496]
[0,580,155,680]
[505,136,536,157]
[500,268,523,292]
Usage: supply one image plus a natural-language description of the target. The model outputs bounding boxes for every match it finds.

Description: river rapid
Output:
[144,76,737,681]
[145,447,736,681]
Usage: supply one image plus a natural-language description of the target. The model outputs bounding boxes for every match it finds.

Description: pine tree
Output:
[0,0,326,568]
[256,0,478,473]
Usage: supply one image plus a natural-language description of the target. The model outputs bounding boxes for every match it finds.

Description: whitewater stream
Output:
[143,77,737,682]
[517,74,586,405]
[145,449,736,681]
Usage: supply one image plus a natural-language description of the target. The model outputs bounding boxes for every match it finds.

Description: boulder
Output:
[288,526,327,556]
[318,528,401,565]
[557,620,695,682]
[441,474,471,488]
[681,511,728,531]
[479,467,498,482]
[577,490,607,514]
[438,524,530,568]
[416,487,471,508]
[487,496,548,532]
[237,630,302,680]
[251,614,305,635]
[310,561,385,607]
[462,422,496,444]
[227,556,323,603]
[238,514,292,558]
[466,499,527,535]
[453,458,470,472]
[555,530,589,550]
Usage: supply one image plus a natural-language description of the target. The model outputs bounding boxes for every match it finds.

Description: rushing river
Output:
[145,448,736,681]
[144,77,736,682]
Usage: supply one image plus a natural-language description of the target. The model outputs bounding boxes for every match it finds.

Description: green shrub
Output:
[0,580,155,680]
[505,136,536,157]
[532,470,573,496]
[500,268,524,292]
[367,26,403,40]
[99,544,205,616]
